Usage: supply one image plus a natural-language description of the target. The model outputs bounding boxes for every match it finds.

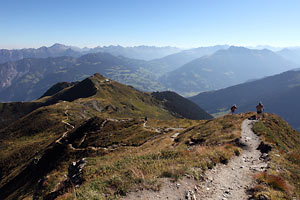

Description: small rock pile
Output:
[43,158,87,200]
[68,158,87,186]
[185,190,197,200]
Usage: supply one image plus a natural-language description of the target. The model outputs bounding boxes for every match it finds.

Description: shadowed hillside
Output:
[40,81,78,98]
[152,91,213,120]
[189,69,300,130]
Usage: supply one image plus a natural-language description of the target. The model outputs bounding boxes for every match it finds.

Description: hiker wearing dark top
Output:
[231,104,237,115]
[256,101,264,119]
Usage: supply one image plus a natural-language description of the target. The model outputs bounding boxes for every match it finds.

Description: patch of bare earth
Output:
[123,119,269,200]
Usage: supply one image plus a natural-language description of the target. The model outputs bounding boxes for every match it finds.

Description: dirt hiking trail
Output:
[123,119,269,200]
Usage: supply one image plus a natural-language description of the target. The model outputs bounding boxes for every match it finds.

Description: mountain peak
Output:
[89,73,107,82]
[228,46,250,52]
[49,43,81,52]
[50,43,67,49]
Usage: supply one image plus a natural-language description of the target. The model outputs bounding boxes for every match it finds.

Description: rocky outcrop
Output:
[68,158,87,186]
[43,158,87,200]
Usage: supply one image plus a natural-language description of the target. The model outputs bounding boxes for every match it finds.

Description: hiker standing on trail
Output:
[231,104,237,115]
[256,101,264,119]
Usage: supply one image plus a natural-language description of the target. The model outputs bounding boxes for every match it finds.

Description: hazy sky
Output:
[1,0,300,49]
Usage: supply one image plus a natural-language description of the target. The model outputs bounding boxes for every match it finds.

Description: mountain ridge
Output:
[0,73,211,130]
[160,46,298,96]
[0,44,181,64]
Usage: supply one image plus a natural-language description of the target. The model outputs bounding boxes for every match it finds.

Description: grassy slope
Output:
[0,102,43,130]
[3,106,299,200]
[0,74,178,199]
[0,110,245,199]
[39,114,245,200]
[252,113,300,199]
[0,102,90,189]
[0,73,172,132]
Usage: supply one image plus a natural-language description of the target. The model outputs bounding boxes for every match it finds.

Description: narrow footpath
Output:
[123,119,269,200]
[197,119,268,200]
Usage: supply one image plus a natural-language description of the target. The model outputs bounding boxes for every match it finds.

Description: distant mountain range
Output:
[189,69,300,130]
[87,45,181,61]
[0,44,181,63]
[0,53,163,102]
[0,44,81,63]
[0,44,227,76]
[161,46,298,96]
[1,44,300,102]
[145,45,229,76]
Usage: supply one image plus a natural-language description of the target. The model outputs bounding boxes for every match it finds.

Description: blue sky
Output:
[0,0,300,49]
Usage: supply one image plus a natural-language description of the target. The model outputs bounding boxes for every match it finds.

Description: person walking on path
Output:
[231,104,237,115]
[256,101,264,119]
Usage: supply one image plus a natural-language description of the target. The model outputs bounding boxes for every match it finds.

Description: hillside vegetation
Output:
[0,111,244,199]
[252,114,300,199]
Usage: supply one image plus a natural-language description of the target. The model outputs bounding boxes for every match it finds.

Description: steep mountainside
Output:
[0,53,164,102]
[152,91,213,120]
[161,46,298,96]
[146,45,229,76]
[189,69,300,130]
[39,81,78,98]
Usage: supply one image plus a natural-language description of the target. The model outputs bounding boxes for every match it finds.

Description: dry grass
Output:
[67,144,239,199]
[252,114,300,199]
[255,172,291,193]
[1,106,247,199]
[39,114,246,199]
